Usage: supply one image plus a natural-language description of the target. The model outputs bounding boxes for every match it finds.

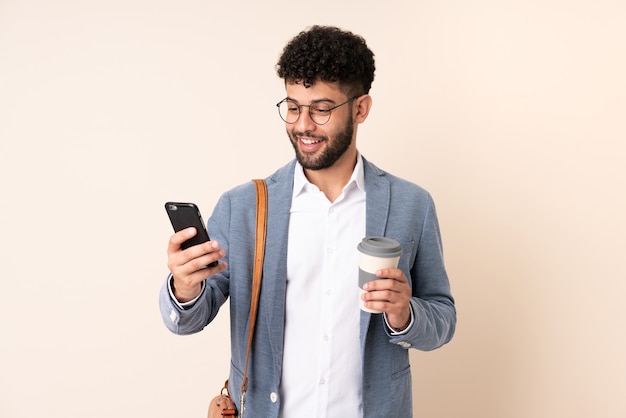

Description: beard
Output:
[288,121,354,170]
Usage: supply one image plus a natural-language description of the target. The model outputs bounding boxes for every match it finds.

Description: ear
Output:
[353,94,373,124]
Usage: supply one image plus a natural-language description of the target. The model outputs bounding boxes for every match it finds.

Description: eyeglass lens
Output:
[277,101,334,125]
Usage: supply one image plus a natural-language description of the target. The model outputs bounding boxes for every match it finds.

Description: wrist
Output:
[386,306,414,333]
[171,278,202,303]
[390,316,411,332]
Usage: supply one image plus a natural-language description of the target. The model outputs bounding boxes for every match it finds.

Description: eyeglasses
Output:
[276,96,358,125]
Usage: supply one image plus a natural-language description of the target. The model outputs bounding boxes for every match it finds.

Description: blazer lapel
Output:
[360,157,392,352]
[363,157,391,237]
[261,161,296,380]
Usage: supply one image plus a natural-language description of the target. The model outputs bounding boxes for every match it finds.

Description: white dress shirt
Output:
[279,156,366,418]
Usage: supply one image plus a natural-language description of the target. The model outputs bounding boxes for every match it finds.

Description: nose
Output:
[294,106,317,132]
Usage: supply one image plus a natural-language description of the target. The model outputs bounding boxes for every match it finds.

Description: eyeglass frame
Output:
[275,95,360,125]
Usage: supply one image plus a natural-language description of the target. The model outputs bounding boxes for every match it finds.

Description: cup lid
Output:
[357,236,403,257]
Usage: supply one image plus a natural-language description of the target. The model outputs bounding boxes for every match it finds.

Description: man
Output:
[160,25,455,417]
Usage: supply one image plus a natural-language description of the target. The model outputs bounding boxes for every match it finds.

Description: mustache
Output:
[290,130,327,141]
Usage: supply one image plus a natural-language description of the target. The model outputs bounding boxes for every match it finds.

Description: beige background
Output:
[1,1,625,417]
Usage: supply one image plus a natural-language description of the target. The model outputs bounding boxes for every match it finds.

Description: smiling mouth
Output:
[301,137,324,145]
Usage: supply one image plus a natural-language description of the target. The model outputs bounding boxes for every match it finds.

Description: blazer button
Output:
[169,309,178,324]
[270,392,278,403]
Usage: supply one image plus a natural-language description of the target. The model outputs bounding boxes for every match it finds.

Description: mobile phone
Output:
[164,202,218,267]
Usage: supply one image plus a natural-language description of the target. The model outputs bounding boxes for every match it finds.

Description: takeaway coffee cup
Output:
[357,236,403,313]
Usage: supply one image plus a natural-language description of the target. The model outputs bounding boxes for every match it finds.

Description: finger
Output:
[364,275,403,291]
[181,239,222,260]
[180,259,227,284]
[375,267,405,280]
[363,289,392,303]
[167,227,197,254]
[170,254,228,301]
[185,248,226,272]
[363,279,389,291]
[169,241,224,273]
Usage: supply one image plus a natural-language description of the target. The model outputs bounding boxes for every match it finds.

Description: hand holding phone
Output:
[165,202,218,268]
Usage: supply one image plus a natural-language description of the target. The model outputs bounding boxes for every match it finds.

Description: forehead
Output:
[285,80,346,102]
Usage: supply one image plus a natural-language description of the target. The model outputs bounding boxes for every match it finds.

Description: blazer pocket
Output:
[391,363,411,381]
[390,364,413,414]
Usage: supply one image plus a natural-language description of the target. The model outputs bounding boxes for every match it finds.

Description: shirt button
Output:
[323,335,329,341]
[270,392,278,403]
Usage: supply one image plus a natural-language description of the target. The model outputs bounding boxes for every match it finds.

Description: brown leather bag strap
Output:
[239,179,267,411]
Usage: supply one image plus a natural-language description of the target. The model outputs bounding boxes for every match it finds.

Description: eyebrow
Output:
[285,97,337,105]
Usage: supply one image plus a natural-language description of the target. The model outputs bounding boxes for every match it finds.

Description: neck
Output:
[303,149,358,202]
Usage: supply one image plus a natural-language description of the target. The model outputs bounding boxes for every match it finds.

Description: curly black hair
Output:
[276,25,375,96]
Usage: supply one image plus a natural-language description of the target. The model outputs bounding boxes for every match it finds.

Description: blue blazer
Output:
[160,157,456,417]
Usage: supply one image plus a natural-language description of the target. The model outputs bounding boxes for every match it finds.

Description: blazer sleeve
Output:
[388,192,456,351]
[158,192,234,335]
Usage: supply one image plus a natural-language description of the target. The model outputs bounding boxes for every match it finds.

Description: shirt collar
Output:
[293,153,365,197]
